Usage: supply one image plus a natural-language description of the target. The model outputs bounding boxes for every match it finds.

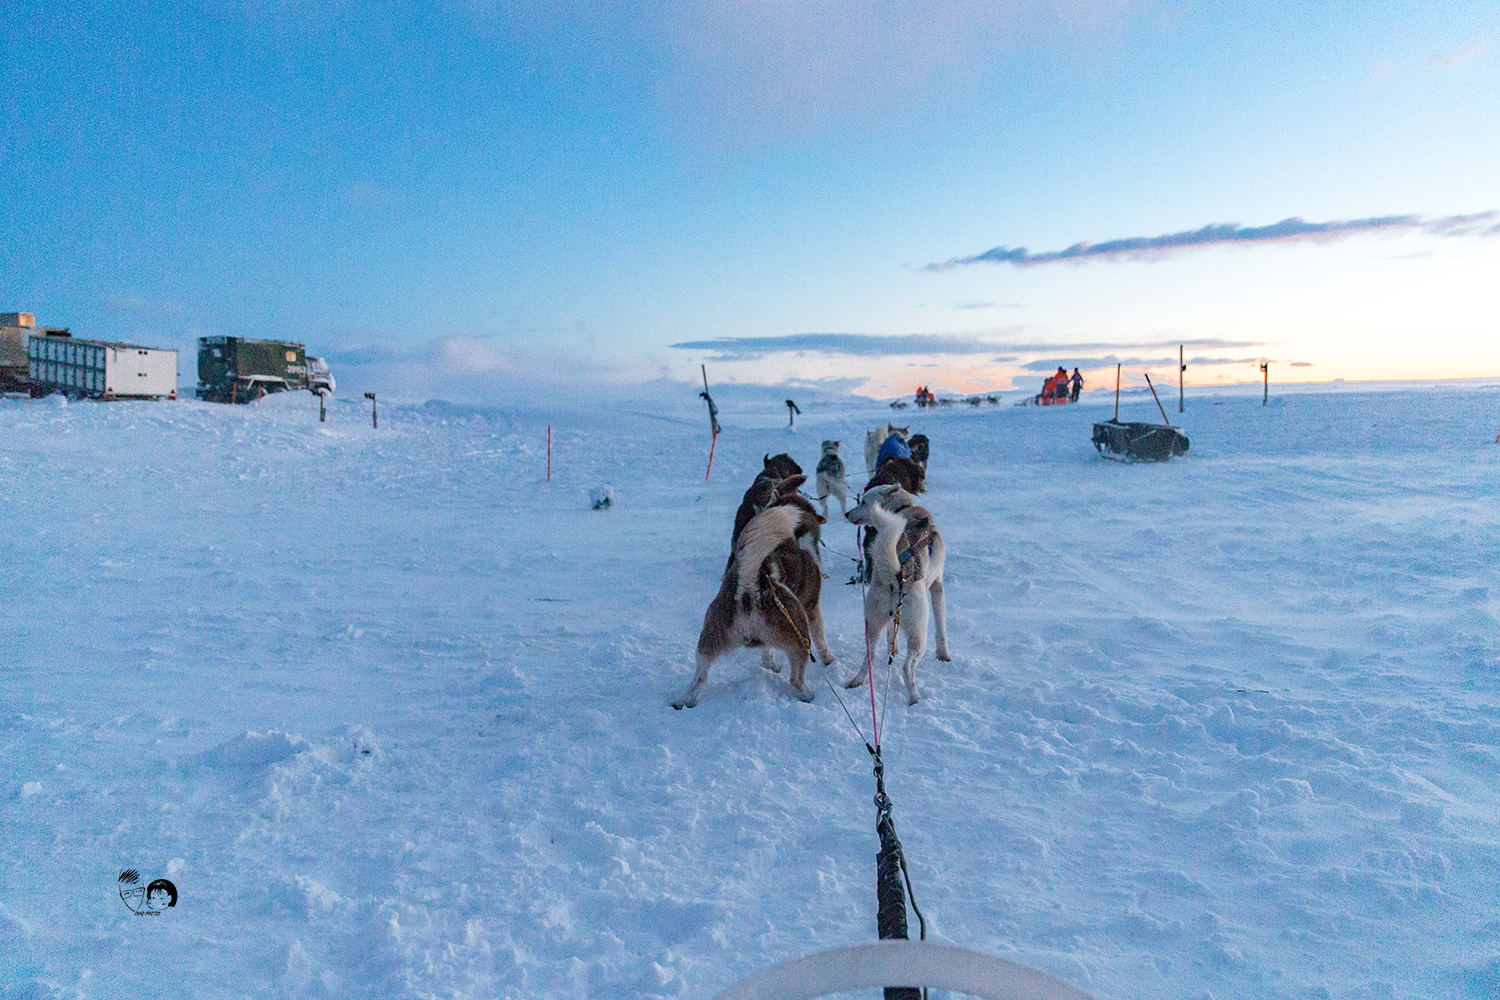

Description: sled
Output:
[1092,419,1189,462]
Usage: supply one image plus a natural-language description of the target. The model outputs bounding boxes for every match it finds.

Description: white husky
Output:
[864,426,885,475]
[844,484,949,705]
[815,440,849,518]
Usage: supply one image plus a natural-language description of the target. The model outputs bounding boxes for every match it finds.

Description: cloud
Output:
[669,332,1017,360]
[1428,41,1490,70]
[672,334,1262,362]
[1018,354,1264,372]
[317,333,637,404]
[102,293,184,317]
[460,0,1132,146]
[926,212,1500,270]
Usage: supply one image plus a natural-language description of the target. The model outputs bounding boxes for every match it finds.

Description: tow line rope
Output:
[818,536,864,564]
[815,527,927,1000]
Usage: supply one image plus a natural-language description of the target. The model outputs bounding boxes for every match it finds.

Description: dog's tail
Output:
[735,506,799,599]
[865,502,907,580]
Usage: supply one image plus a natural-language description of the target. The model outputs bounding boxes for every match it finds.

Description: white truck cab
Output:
[307,356,335,396]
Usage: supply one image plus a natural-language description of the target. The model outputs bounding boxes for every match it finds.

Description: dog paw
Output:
[844,675,867,690]
[671,695,697,710]
[794,687,815,703]
[936,652,951,662]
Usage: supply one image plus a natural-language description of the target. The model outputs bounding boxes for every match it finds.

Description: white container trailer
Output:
[27,335,178,400]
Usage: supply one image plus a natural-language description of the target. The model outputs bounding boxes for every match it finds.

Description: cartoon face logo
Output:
[145,879,177,911]
[119,870,177,915]
[118,869,146,913]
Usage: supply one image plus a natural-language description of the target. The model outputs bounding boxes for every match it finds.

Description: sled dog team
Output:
[673,424,949,710]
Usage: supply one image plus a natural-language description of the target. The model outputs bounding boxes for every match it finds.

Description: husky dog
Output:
[732,471,811,551]
[760,452,802,481]
[865,423,911,473]
[862,455,924,497]
[844,484,949,705]
[864,427,885,475]
[723,456,822,677]
[876,424,911,469]
[730,454,811,560]
[674,504,835,708]
[857,456,926,582]
[815,441,849,518]
[908,434,929,471]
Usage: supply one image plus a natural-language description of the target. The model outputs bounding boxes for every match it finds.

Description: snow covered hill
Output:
[3,381,1499,999]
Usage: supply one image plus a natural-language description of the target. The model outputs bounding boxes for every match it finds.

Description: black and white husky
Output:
[815,440,849,518]
[843,484,949,705]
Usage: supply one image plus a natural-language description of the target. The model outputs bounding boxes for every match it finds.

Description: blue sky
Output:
[3,2,1496,400]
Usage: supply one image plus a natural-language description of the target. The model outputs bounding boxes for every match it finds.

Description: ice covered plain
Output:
[3,379,1499,1000]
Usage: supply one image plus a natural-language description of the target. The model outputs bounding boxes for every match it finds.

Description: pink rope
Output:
[860,534,879,749]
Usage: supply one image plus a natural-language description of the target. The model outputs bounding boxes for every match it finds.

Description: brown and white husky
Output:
[674,503,836,708]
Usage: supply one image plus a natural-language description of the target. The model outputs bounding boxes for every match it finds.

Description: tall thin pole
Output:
[701,365,720,481]
[547,425,552,482]
[1260,362,1269,405]
[1179,345,1185,413]
[1113,363,1121,421]
[1144,373,1170,424]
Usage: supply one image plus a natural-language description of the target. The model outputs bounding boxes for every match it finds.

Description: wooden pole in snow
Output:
[1260,362,1269,405]
[364,391,377,428]
[1179,345,1185,413]
[547,425,551,481]
[700,365,721,481]
[1144,373,1170,424]
[1113,363,1121,421]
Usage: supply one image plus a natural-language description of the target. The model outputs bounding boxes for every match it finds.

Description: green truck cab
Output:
[197,337,334,403]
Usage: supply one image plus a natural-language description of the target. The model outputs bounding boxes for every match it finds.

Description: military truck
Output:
[196,337,335,403]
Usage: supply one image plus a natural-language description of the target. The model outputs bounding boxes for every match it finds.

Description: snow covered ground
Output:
[3,379,1500,1000]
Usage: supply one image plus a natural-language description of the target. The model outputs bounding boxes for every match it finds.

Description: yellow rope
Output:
[767,578,810,653]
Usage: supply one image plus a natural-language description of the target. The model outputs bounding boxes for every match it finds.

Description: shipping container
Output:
[197,336,333,403]
[26,334,178,400]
